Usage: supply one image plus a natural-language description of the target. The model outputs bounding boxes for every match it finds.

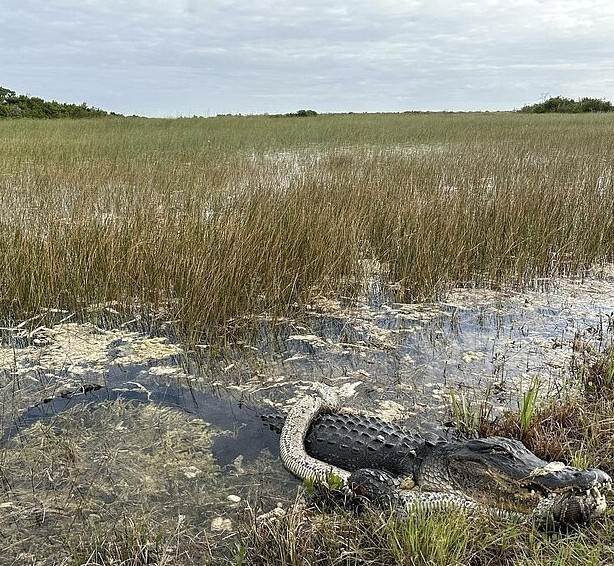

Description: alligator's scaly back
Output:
[263,407,437,477]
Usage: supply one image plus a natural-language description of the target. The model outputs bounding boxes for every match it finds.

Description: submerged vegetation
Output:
[0,112,613,344]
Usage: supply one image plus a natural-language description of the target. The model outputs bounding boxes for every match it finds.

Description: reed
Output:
[1,113,613,345]
[519,378,540,441]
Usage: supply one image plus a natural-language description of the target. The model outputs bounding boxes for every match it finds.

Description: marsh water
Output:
[1,266,613,562]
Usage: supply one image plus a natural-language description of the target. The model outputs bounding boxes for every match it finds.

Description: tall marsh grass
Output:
[1,113,613,343]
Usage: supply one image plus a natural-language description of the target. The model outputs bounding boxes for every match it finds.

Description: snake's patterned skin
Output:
[280,383,351,486]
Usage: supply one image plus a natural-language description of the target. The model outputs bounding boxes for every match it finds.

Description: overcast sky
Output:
[2,0,613,117]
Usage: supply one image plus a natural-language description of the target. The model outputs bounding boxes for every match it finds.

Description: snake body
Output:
[279,383,350,486]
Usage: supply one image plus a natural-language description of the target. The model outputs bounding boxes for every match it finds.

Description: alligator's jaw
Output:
[526,466,611,523]
[454,466,611,522]
[411,436,612,524]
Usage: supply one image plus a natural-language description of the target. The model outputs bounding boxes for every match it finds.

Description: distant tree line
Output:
[519,96,614,113]
[267,109,318,118]
[0,86,116,118]
[286,109,317,117]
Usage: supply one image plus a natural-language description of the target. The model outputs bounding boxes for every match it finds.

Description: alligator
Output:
[272,384,611,525]
[4,380,610,525]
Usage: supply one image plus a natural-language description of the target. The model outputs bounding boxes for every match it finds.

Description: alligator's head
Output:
[416,436,611,524]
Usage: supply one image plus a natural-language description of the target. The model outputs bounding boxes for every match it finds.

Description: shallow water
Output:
[1,266,613,562]
[232,266,614,428]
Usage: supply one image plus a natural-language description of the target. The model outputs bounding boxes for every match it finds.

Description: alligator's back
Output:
[263,411,428,477]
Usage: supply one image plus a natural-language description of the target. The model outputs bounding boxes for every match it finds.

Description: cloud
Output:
[2,0,614,115]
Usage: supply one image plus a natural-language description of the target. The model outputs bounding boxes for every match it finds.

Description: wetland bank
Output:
[1,113,614,564]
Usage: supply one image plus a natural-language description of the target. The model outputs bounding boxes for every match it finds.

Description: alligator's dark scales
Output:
[262,411,441,477]
[306,414,419,476]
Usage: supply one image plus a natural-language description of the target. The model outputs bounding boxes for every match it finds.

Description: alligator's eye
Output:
[489,446,510,455]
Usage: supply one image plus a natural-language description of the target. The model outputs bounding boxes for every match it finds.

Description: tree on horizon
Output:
[0,85,117,118]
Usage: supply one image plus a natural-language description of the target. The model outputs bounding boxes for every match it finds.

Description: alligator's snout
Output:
[529,466,612,493]
[529,468,611,524]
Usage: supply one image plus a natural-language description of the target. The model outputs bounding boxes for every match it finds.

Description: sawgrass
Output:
[1,113,613,345]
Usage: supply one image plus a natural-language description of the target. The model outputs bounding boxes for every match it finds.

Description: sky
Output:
[2,0,614,117]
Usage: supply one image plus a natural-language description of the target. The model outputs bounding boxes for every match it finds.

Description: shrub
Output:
[520,96,614,113]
